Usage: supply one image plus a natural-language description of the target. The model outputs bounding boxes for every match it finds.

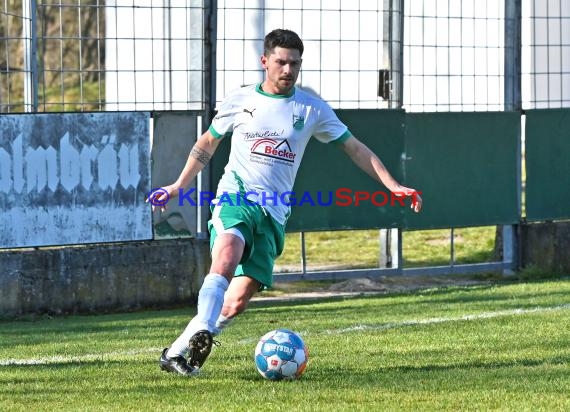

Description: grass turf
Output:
[277,226,497,270]
[1,279,569,411]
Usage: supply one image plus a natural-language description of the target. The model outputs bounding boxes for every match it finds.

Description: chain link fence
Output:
[1,0,209,113]
[2,1,569,113]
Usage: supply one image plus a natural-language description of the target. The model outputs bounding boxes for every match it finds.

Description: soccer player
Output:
[148,29,422,376]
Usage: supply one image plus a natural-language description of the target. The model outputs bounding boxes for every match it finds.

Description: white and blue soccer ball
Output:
[254,329,308,381]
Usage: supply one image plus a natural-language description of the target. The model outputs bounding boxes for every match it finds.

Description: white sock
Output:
[212,314,234,336]
[167,273,229,358]
[167,318,200,358]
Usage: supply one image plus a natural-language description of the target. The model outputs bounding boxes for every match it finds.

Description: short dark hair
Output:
[263,29,304,56]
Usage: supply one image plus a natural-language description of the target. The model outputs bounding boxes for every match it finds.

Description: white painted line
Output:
[239,304,570,344]
[0,347,162,366]
[322,304,570,335]
[2,304,569,366]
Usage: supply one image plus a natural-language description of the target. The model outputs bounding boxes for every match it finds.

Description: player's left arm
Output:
[339,135,422,213]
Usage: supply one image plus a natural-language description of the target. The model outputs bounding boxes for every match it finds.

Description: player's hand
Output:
[392,186,422,213]
[146,184,179,212]
[410,191,422,213]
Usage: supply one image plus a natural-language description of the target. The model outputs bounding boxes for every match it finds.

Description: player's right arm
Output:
[148,129,221,211]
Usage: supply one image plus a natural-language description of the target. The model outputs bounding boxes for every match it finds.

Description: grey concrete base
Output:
[0,238,211,318]
[521,221,570,274]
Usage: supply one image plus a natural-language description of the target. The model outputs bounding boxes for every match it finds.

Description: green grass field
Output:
[1,279,569,411]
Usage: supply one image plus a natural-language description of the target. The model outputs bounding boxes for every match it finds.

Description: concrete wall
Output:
[0,238,211,318]
[521,221,570,274]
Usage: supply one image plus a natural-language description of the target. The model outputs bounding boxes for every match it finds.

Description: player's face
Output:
[261,47,302,95]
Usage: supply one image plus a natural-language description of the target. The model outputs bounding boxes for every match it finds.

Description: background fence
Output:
[1,1,570,281]
[3,1,570,112]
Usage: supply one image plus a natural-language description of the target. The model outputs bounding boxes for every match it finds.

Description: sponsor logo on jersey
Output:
[250,138,296,162]
[243,107,256,117]
[243,129,284,140]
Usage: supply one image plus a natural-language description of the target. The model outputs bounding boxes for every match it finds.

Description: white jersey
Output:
[210,83,351,225]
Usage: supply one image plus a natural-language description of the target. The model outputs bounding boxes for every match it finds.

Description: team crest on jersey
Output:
[292,114,305,130]
[251,139,296,163]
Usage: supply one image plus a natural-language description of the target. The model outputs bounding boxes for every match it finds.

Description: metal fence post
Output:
[380,0,404,272]
[22,0,38,112]
[197,0,218,238]
[503,0,522,274]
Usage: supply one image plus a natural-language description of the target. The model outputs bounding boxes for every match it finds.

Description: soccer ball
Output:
[254,329,308,381]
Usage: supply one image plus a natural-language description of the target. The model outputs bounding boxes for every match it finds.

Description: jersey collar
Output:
[256,83,295,99]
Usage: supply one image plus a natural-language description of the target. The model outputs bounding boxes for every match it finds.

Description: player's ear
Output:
[261,54,268,69]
